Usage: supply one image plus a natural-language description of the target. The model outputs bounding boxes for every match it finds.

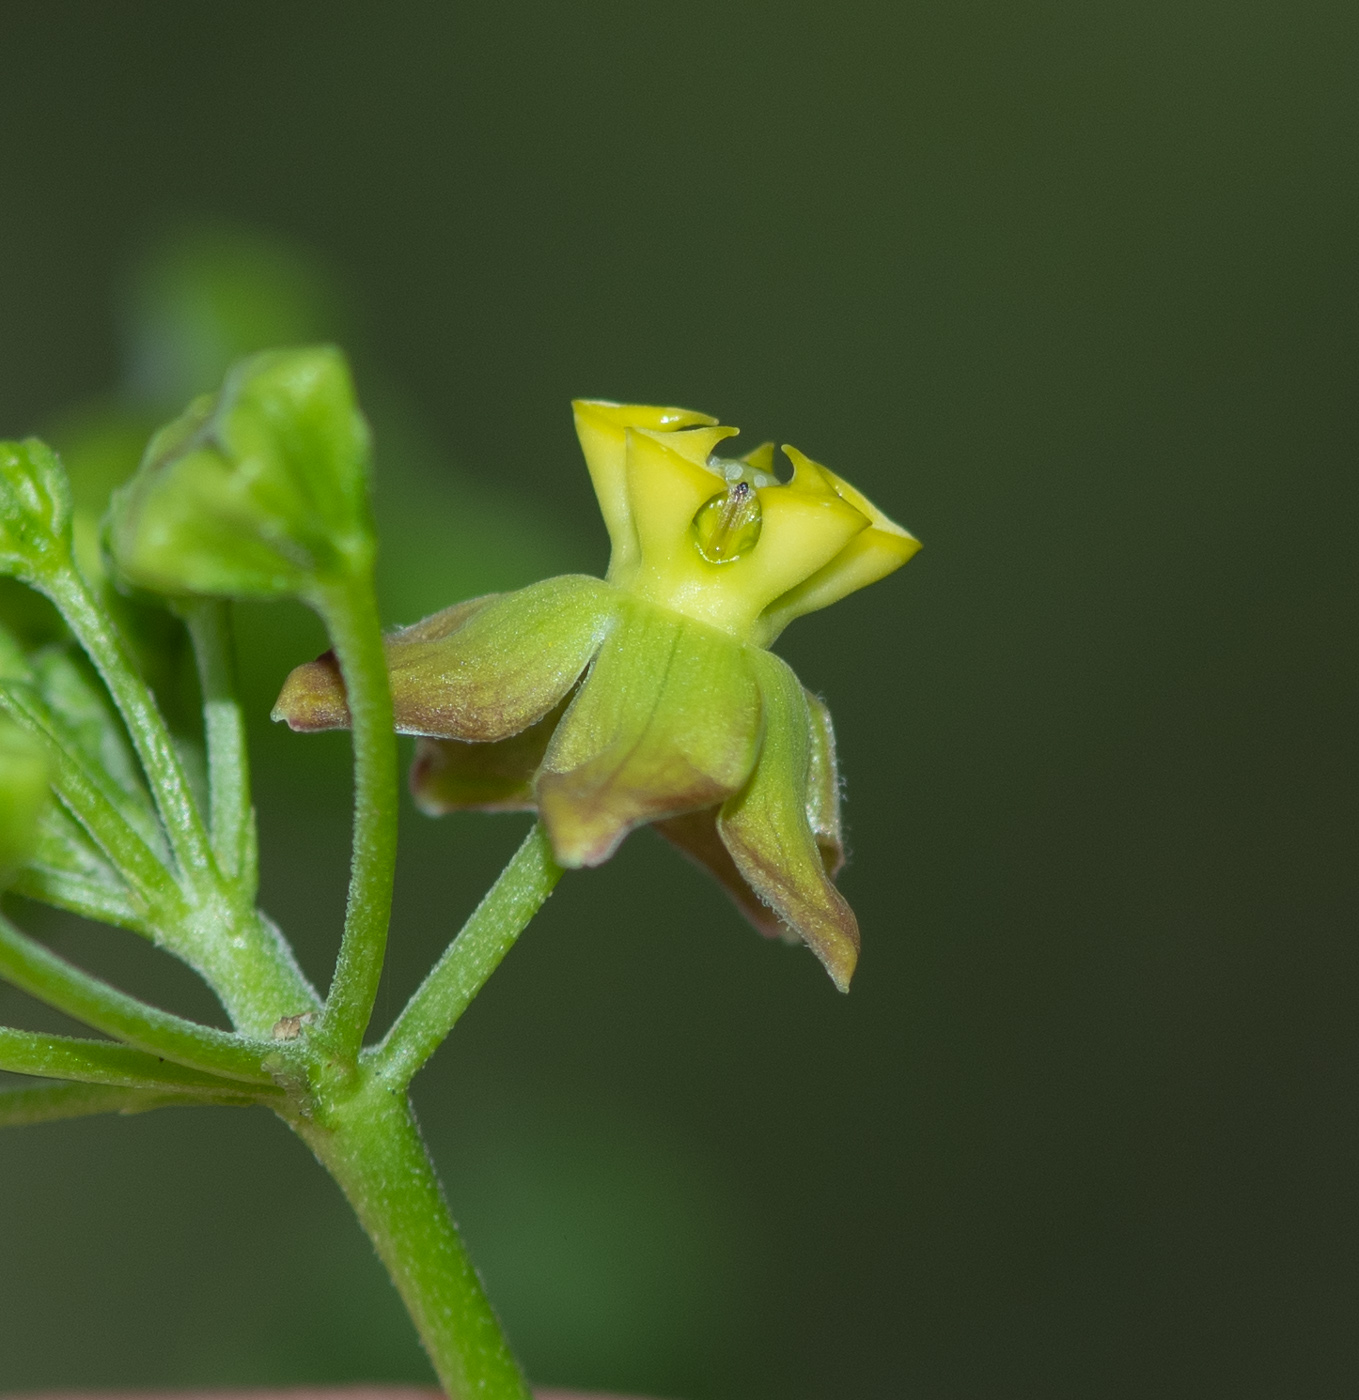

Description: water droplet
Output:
[692,482,763,563]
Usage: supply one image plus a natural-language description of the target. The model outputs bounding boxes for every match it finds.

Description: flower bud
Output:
[0,718,51,886]
[0,439,74,587]
[107,346,373,603]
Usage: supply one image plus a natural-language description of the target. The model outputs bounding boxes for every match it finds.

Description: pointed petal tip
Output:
[824,942,857,993]
[628,422,741,468]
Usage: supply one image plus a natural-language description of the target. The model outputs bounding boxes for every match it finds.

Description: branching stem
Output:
[373,821,561,1087]
[0,914,276,1083]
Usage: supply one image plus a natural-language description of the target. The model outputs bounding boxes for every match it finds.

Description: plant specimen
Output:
[0,346,917,1396]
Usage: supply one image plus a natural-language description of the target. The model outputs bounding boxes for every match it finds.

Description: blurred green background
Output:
[0,2,1356,1396]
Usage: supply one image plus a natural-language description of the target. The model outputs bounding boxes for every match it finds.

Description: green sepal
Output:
[274,576,617,741]
[656,685,846,944]
[0,719,51,885]
[0,439,74,588]
[107,346,374,603]
[536,598,762,867]
[717,650,859,991]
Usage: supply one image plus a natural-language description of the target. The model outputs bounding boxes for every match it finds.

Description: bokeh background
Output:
[0,3,1356,1397]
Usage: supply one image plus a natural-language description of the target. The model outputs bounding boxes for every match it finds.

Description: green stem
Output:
[0,914,276,1084]
[373,822,562,1087]
[37,567,316,1040]
[315,570,398,1060]
[296,1084,531,1400]
[42,565,216,887]
[0,1026,281,1097]
[0,1079,260,1128]
[183,599,256,891]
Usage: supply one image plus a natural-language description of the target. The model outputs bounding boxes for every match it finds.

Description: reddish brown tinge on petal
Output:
[409,697,568,815]
[717,652,859,990]
[654,685,845,948]
[272,596,495,733]
[273,576,618,741]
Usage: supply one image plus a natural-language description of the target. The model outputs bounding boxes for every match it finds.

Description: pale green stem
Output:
[183,599,257,891]
[41,564,217,888]
[0,1080,260,1128]
[314,569,398,1060]
[373,822,562,1087]
[0,914,276,1084]
[296,1084,531,1400]
[0,1026,282,1097]
[36,566,314,1039]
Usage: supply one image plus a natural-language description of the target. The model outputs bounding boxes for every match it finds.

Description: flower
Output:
[275,401,918,989]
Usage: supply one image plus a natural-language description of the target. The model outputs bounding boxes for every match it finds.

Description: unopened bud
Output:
[107,346,373,604]
[0,439,74,587]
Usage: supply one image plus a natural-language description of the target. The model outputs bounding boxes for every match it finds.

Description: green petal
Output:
[274,575,617,739]
[536,599,762,867]
[409,697,568,815]
[718,650,859,991]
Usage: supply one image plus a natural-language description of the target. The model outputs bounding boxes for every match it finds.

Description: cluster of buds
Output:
[277,399,918,989]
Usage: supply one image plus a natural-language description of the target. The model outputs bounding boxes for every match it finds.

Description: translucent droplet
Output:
[692,482,763,564]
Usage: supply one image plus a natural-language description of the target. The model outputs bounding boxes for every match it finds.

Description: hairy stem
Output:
[183,599,256,890]
[42,565,216,888]
[0,1026,282,1097]
[296,1084,531,1400]
[315,569,398,1060]
[0,914,276,1083]
[374,822,561,1087]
